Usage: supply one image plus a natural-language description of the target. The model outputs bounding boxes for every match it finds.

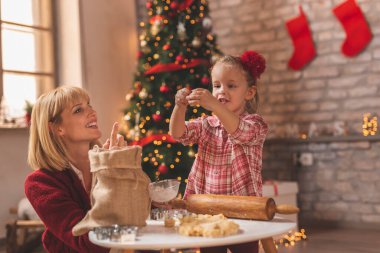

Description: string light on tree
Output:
[188,148,195,158]
[362,113,377,136]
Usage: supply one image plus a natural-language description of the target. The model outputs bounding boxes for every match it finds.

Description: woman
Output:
[25,86,125,253]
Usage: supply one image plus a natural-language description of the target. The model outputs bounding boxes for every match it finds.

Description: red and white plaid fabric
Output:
[175,112,268,199]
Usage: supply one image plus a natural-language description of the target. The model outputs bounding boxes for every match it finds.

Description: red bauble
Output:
[146,1,152,9]
[175,54,184,63]
[160,84,170,93]
[163,44,170,50]
[170,2,178,10]
[158,163,168,174]
[152,114,163,122]
[201,76,210,85]
[137,51,143,58]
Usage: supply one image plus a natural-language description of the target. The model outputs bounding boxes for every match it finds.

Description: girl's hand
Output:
[103,122,127,149]
[186,88,219,111]
[175,88,191,107]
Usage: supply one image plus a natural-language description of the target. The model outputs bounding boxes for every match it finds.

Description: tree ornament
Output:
[134,82,142,95]
[152,113,163,122]
[158,163,168,174]
[151,20,162,36]
[123,114,131,121]
[333,0,372,57]
[285,6,316,70]
[140,40,147,47]
[140,40,151,54]
[139,88,148,99]
[202,17,212,29]
[175,54,184,64]
[134,81,142,89]
[170,1,178,11]
[156,6,163,15]
[125,92,134,101]
[177,22,187,41]
[191,36,202,48]
[160,83,170,93]
[146,1,152,9]
[201,76,210,86]
[163,44,170,50]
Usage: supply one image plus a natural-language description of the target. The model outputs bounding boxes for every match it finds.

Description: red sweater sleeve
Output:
[25,169,109,253]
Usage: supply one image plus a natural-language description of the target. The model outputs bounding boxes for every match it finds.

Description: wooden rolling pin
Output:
[170,194,299,221]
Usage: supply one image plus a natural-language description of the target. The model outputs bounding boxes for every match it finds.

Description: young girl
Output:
[170,51,268,253]
[25,86,126,253]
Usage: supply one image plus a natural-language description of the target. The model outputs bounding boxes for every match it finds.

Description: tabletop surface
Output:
[89,217,296,250]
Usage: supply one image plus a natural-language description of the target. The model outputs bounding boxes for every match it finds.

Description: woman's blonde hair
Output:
[211,54,264,114]
[28,86,91,171]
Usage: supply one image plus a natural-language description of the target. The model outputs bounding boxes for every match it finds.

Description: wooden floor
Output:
[1,226,379,253]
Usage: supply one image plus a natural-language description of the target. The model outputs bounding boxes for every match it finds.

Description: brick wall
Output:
[136,0,380,228]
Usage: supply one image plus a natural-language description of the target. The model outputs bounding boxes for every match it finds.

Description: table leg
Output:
[261,237,277,253]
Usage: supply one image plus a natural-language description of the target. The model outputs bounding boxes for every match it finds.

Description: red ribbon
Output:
[149,15,164,24]
[264,180,278,196]
[144,59,209,75]
[130,134,176,147]
[178,0,194,10]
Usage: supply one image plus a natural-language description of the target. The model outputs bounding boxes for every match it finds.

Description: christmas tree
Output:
[122,0,222,194]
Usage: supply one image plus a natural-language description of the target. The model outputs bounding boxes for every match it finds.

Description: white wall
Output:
[80,0,138,137]
[56,0,84,86]
[0,129,30,238]
[0,0,137,238]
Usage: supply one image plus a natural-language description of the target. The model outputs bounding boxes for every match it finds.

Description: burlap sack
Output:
[72,145,151,236]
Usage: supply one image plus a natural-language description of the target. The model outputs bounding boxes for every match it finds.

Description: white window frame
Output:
[0,0,56,127]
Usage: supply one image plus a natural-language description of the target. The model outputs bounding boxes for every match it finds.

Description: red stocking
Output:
[286,6,316,70]
[333,0,372,57]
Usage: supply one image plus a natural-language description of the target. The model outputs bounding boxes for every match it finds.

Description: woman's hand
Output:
[103,122,126,149]
[186,88,219,111]
[175,88,191,107]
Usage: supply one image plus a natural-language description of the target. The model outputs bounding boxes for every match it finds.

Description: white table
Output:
[89,217,296,251]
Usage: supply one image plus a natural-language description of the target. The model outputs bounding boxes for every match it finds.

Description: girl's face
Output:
[54,98,101,146]
[211,63,256,115]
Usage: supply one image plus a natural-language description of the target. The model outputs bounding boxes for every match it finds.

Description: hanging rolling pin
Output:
[170,194,299,221]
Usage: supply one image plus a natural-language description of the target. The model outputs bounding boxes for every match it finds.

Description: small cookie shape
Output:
[178,214,239,237]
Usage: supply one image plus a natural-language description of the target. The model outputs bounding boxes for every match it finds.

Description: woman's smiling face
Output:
[54,98,101,145]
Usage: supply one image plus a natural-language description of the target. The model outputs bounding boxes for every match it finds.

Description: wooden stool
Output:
[5,219,44,253]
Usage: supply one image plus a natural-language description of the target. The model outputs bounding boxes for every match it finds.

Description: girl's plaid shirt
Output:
[175,112,268,199]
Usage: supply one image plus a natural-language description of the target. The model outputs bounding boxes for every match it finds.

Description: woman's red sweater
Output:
[25,168,109,253]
